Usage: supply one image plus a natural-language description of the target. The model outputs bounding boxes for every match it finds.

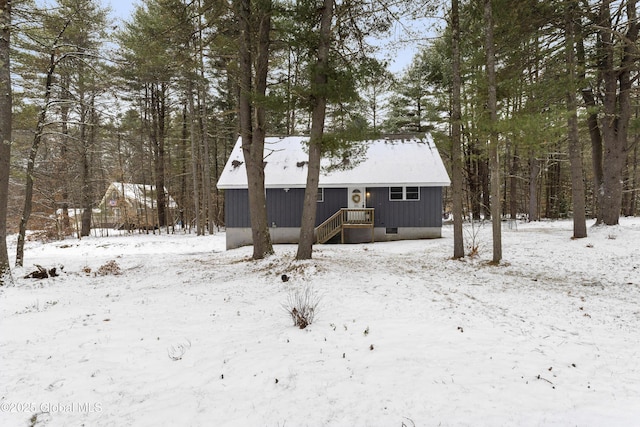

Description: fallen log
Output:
[24,264,60,279]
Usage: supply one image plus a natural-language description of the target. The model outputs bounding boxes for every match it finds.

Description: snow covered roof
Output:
[216,135,451,189]
[101,182,178,208]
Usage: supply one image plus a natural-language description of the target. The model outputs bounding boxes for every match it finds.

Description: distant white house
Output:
[97,182,178,229]
[217,135,451,249]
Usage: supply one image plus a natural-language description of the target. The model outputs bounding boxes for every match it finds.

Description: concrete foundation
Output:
[225,227,442,250]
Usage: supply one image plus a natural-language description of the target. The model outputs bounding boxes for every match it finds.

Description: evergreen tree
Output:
[451,0,464,259]
[565,0,587,238]
[0,0,12,285]
[234,0,274,259]
[290,0,397,260]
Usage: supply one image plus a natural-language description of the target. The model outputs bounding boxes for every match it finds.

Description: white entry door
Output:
[348,187,366,209]
[347,187,366,224]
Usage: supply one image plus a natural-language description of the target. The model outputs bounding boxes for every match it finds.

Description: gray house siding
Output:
[266,188,304,227]
[316,188,348,224]
[266,188,348,227]
[224,188,348,228]
[366,187,442,228]
[225,187,441,229]
[224,189,250,227]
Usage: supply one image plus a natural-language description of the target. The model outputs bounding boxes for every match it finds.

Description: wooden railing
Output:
[315,208,375,244]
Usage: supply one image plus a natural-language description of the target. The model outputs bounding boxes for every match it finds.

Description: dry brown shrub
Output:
[97,260,121,276]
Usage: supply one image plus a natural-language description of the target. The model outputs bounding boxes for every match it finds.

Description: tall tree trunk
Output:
[80,88,94,237]
[59,74,71,231]
[566,0,587,238]
[575,29,603,221]
[199,100,213,233]
[624,120,640,216]
[296,0,333,261]
[188,84,202,235]
[451,0,464,259]
[582,87,604,221]
[151,83,167,228]
[466,140,482,220]
[236,0,274,259]
[528,152,540,221]
[198,88,213,233]
[0,0,12,285]
[197,0,214,233]
[180,103,188,230]
[632,139,638,216]
[509,144,519,220]
[480,156,491,219]
[598,0,638,225]
[484,0,501,263]
[139,94,151,231]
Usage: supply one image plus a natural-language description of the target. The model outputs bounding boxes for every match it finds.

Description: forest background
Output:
[1,0,639,274]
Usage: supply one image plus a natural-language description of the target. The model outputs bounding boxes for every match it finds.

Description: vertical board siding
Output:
[316,188,348,225]
[225,188,348,228]
[225,189,250,227]
[267,188,347,226]
[225,187,441,229]
[367,187,442,228]
[266,188,304,227]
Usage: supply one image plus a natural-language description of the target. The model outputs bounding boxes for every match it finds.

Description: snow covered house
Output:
[97,182,178,229]
[216,135,451,250]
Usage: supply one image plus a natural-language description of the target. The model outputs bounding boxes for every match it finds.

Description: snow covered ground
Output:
[1,218,639,427]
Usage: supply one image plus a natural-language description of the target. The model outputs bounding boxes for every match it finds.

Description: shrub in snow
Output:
[97,260,121,276]
[167,339,191,361]
[283,285,320,329]
[464,220,485,257]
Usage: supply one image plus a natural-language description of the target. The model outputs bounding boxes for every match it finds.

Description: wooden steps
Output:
[315,208,375,244]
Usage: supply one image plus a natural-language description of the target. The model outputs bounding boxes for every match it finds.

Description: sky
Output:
[101,0,422,73]
[105,0,136,22]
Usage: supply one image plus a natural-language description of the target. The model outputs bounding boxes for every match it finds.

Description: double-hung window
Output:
[389,186,420,201]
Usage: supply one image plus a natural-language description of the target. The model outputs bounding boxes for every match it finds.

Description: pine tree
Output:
[595,1,638,225]
[481,0,501,263]
[296,0,334,261]
[565,0,587,238]
[451,0,464,259]
[0,0,12,285]
[234,0,274,259]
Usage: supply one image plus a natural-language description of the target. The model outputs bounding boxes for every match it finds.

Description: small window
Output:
[316,188,324,202]
[389,186,420,201]
[389,187,403,200]
[406,187,419,200]
[386,227,398,234]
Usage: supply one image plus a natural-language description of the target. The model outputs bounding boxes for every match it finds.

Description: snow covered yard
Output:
[1,219,639,427]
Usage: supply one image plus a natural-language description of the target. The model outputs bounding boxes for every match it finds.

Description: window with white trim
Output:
[390,187,403,200]
[316,187,324,202]
[405,186,419,200]
[389,186,420,201]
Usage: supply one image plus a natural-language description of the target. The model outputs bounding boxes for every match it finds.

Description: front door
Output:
[347,187,366,223]
[348,187,366,209]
